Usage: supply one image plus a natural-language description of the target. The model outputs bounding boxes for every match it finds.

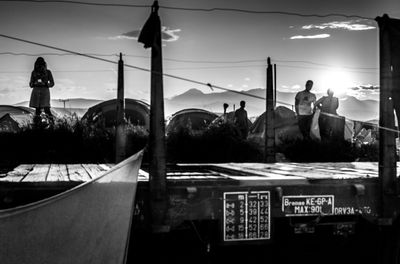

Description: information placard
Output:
[282,195,334,216]
[223,191,270,241]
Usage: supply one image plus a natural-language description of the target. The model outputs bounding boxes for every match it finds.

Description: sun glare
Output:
[319,68,354,96]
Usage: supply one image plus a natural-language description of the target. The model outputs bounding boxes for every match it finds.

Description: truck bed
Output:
[0,161,388,243]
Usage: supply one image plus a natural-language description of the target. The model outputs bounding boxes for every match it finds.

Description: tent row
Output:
[0,101,378,145]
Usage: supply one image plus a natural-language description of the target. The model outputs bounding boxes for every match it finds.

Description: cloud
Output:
[350,84,379,91]
[359,84,379,90]
[0,75,30,95]
[109,27,181,42]
[290,34,330,39]
[302,20,376,31]
[53,78,88,95]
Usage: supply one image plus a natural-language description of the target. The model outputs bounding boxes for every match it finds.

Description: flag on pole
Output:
[138,2,161,49]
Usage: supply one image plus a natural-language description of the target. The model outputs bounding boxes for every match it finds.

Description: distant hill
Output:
[14,98,103,109]
[12,91,379,122]
[165,88,378,121]
[14,98,103,117]
[336,96,378,122]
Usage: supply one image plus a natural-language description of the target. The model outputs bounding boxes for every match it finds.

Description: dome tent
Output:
[0,105,47,132]
[0,105,34,118]
[82,99,150,129]
[211,111,253,127]
[248,106,302,145]
[166,108,218,135]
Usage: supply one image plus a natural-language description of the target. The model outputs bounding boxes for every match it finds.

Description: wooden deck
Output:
[0,162,389,231]
[0,162,386,183]
[0,164,112,183]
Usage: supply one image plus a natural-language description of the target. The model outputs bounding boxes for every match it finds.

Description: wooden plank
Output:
[0,164,35,182]
[215,162,378,181]
[217,163,305,180]
[99,164,113,171]
[47,164,69,182]
[138,169,149,182]
[22,164,51,182]
[82,164,109,180]
[274,163,365,179]
[67,164,91,182]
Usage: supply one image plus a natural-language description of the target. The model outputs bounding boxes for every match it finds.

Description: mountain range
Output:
[164,88,379,122]
[14,88,379,121]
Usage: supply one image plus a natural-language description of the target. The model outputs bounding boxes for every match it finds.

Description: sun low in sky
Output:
[318,68,356,96]
[0,0,398,106]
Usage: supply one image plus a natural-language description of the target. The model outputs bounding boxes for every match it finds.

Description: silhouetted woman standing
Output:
[29,57,55,121]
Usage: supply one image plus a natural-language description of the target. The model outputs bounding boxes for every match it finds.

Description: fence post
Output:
[115,52,126,163]
[265,57,276,163]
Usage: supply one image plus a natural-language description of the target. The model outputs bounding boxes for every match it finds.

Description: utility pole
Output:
[376,14,397,221]
[139,1,168,232]
[115,53,126,163]
[274,64,277,108]
[265,57,275,163]
[375,14,399,264]
[58,99,69,109]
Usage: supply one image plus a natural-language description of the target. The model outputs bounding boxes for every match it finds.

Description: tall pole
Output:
[274,64,277,108]
[115,52,126,163]
[376,15,397,221]
[148,1,168,232]
[376,15,399,264]
[265,57,275,163]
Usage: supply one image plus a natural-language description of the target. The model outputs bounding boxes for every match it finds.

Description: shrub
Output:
[0,116,148,164]
[277,138,378,162]
[0,116,380,164]
[166,122,263,163]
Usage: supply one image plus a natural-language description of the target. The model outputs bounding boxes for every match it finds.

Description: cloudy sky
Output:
[0,0,399,106]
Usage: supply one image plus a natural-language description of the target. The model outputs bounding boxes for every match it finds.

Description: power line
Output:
[0,64,378,74]
[275,59,378,70]
[277,65,378,74]
[0,34,151,73]
[0,51,379,71]
[0,33,292,107]
[161,7,374,20]
[0,52,118,57]
[0,33,390,134]
[0,0,149,8]
[0,0,375,20]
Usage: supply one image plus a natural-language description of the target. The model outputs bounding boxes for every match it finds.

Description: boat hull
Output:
[0,150,143,264]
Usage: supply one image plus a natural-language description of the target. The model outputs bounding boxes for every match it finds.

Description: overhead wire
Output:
[0,2,389,135]
[0,52,379,73]
[0,0,375,20]
[0,33,291,107]
[0,34,391,134]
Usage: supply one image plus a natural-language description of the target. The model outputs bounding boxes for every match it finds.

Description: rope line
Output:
[319,111,397,134]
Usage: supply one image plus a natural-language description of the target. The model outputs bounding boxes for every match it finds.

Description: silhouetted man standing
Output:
[295,80,316,140]
[234,100,249,139]
[315,88,340,140]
